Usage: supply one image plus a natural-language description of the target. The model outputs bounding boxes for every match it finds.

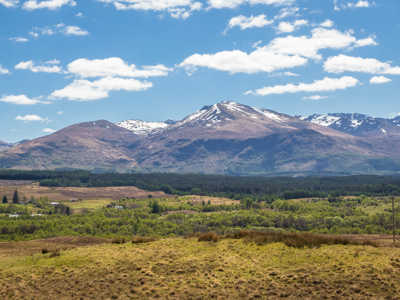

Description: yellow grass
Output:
[1,237,400,299]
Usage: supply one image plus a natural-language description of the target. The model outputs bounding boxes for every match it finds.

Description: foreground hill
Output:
[1,101,400,175]
[0,237,399,299]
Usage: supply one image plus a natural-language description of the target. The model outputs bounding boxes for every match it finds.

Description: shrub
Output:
[198,232,219,243]
[131,236,156,244]
[112,237,127,244]
[225,230,377,248]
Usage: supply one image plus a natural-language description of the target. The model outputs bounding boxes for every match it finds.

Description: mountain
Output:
[0,141,11,152]
[0,120,140,171]
[1,101,400,175]
[301,113,400,137]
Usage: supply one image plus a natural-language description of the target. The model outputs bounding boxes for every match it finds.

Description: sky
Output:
[0,0,399,142]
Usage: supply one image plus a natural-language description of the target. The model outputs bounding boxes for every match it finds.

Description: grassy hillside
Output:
[1,237,400,299]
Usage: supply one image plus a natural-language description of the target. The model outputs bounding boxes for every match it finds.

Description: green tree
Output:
[12,190,19,204]
[2,195,7,204]
[149,200,161,214]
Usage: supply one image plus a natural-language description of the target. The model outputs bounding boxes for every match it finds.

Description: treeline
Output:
[1,169,400,199]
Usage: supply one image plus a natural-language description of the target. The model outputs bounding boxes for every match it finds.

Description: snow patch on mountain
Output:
[116,120,169,135]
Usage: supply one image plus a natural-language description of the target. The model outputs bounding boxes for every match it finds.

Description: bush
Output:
[131,236,156,244]
[224,230,377,248]
[112,237,127,244]
[198,232,219,243]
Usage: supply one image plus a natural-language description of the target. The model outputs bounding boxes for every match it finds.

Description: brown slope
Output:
[0,120,140,171]
[130,102,385,174]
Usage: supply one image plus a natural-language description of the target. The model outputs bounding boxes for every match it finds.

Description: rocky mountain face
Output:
[1,101,400,175]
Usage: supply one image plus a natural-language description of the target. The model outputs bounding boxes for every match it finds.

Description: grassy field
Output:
[0,236,400,299]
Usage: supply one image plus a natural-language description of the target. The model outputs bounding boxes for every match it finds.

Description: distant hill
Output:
[1,101,400,175]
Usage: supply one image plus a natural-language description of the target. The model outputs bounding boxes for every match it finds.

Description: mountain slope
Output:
[0,120,140,171]
[1,102,400,175]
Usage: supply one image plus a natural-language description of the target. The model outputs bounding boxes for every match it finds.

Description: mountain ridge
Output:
[1,101,400,175]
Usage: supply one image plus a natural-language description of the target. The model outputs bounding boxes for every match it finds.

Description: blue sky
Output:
[1,0,399,142]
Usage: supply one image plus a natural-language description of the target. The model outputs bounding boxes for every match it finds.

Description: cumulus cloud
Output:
[208,0,294,9]
[9,37,29,43]
[276,19,308,33]
[324,55,400,75]
[180,48,307,74]
[245,76,359,96]
[0,0,18,7]
[370,76,392,85]
[98,0,202,19]
[30,23,89,38]
[0,65,10,75]
[226,14,273,31]
[266,27,377,60]
[16,114,48,122]
[15,60,62,73]
[67,57,171,78]
[0,94,48,105]
[302,95,328,100]
[50,77,153,101]
[23,0,76,10]
[42,128,56,133]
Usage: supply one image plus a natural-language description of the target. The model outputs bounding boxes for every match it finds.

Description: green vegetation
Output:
[0,194,399,241]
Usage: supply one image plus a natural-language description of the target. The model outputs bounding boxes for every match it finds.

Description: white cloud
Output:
[63,25,89,36]
[16,114,47,122]
[227,14,273,31]
[277,19,308,33]
[320,19,334,28]
[0,0,18,7]
[68,57,171,78]
[208,0,294,9]
[334,0,374,10]
[30,23,89,38]
[98,0,202,19]
[0,94,47,105]
[57,110,64,115]
[274,6,299,20]
[43,128,56,133]
[0,65,10,75]
[23,0,76,10]
[370,76,392,85]
[180,48,307,74]
[50,77,153,101]
[302,95,328,100]
[9,37,29,43]
[15,60,62,73]
[266,27,377,60]
[245,76,359,96]
[324,55,400,75]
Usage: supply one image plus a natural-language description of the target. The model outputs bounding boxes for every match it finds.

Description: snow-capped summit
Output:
[301,113,400,137]
[176,101,287,128]
[116,120,169,136]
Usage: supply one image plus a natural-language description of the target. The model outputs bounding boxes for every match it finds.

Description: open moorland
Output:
[0,171,400,299]
[1,234,400,299]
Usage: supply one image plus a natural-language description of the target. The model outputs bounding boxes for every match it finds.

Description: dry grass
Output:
[0,236,400,299]
[0,182,168,202]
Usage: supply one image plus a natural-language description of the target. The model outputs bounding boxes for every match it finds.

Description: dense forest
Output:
[1,169,400,199]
